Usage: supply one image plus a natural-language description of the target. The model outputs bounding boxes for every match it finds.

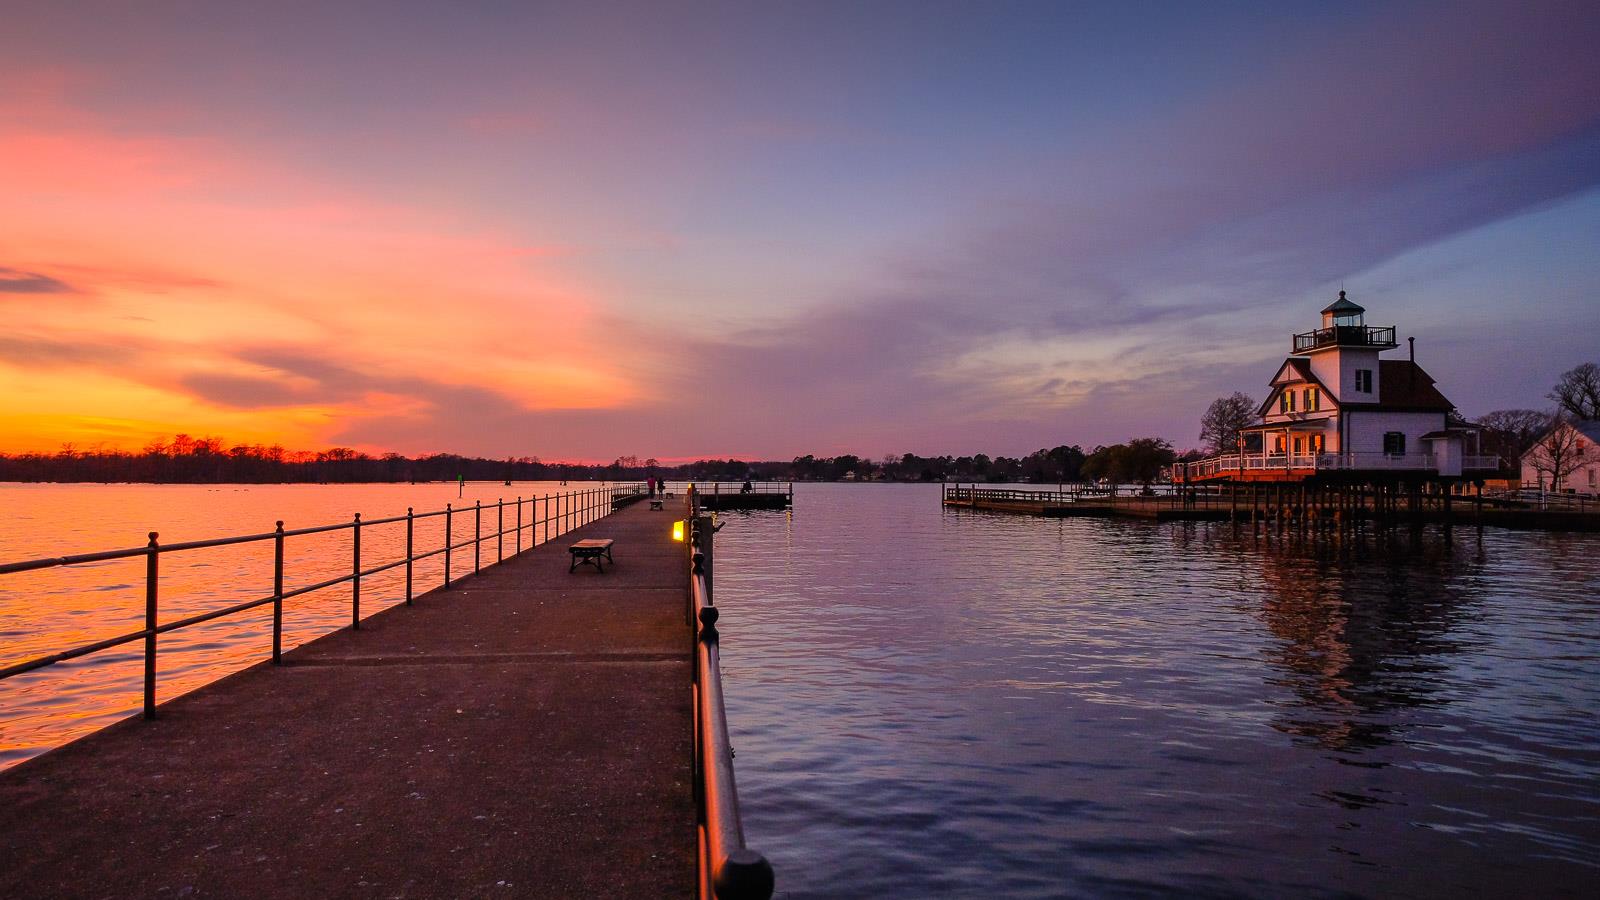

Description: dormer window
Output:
[1304,387,1319,411]
[1280,390,1296,413]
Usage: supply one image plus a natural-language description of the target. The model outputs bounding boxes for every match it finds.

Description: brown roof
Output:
[1359,360,1454,411]
[1255,358,1455,418]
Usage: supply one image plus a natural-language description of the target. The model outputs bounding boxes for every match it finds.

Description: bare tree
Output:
[1475,408,1549,473]
[1526,414,1585,491]
[1549,362,1600,420]
[1199,392,1257,453]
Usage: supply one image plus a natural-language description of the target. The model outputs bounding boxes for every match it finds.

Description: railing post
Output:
[352,513,362,629]
[272,521,284,663]
[700,513,715,606]
[516,496,522,555]
[497,498,504,563]
[144,532,159,719]
[444,503,453,589]
[405,507,414,604]
[474,500,482,574]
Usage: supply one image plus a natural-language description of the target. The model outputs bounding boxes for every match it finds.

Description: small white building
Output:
[1184,293,1498,481]
[1520,419,1600,494]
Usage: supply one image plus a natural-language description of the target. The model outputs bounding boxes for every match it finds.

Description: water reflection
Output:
[1225,527,1482,753]
[720,486,1600,898]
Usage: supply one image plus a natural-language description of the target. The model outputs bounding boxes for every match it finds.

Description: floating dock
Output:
[664,482,793,512]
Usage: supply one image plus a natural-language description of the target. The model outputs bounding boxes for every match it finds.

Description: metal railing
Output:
[685,487,775,900]
[1292,324,1397,353]
[0,483,647,716]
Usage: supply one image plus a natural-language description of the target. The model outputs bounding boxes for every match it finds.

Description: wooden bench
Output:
[568,538,615,573]
[648,499,664,510]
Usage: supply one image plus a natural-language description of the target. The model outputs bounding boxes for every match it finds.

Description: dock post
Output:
[497,499,504,563]
[352,513,361,629]
[444,503,453,589]
[405,508,414,604]
[474,501,482,574]
[516,497,522,556]
[144,532,159,719]
[272,521,284,662]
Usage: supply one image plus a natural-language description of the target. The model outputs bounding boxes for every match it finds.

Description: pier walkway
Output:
[0,501,694,899]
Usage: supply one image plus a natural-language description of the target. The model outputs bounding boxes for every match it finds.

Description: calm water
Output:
[3,482,1599,898]
[0,480,616,767]
[714,484,1600,898]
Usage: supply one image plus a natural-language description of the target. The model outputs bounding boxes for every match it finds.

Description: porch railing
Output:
[1174,451,1510,480]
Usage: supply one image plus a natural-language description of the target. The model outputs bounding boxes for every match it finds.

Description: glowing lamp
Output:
[672,520,685,542]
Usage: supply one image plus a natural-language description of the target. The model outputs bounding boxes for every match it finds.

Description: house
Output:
[1520,419,1600,494]
[1182,292,1498,482]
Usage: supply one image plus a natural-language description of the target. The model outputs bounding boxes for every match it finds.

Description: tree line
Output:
[0,436,1181,485]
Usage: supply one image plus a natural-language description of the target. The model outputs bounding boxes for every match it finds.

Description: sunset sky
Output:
[4,1,1598,461]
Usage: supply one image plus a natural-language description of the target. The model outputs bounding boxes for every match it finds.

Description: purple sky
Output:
[3,1,1598,460]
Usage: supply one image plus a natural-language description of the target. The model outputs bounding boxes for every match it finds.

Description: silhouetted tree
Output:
[1549,362,1600,420]
[1199,392,1257,453]
[1526,414,1586,491]
[1475,409,1549,475]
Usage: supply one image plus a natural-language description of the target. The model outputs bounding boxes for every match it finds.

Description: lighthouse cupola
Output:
[1321,290,1364,328]
[1293,290,1398,355]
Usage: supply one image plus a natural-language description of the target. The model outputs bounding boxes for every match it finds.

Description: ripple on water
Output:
[713,485,1600,899]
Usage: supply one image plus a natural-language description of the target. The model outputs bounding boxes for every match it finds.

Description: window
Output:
[1590,468,1596,487]
[1383,432,1406,456]
[1305,388,1319,411]
[1311,434,1324,453]
[1280,392,1288,413]
[1356,369,1373,393]
[1293,437,1304,455]
[1274,435,1285,453]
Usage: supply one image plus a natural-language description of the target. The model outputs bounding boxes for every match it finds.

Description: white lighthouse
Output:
[1184,292,1497,481]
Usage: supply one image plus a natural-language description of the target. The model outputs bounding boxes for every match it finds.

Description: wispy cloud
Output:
[0,267,73,294]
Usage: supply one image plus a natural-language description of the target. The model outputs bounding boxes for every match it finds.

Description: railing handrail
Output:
[1175,450,1505,480]
[0,483,647,696]
[686,488,775,900]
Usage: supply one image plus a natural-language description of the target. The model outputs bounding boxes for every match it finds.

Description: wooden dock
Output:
[0,501,697,899]
[944,485,1600,531]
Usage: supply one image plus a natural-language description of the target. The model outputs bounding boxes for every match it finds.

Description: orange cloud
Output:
[0,76,639,455]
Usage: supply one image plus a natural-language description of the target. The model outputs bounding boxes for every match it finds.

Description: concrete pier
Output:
[0,502,694,898]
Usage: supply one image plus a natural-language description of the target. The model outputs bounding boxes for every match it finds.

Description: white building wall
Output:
[1430,437,1463,477]
[1305,346,1383,403]
[1341,410,1447,456]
